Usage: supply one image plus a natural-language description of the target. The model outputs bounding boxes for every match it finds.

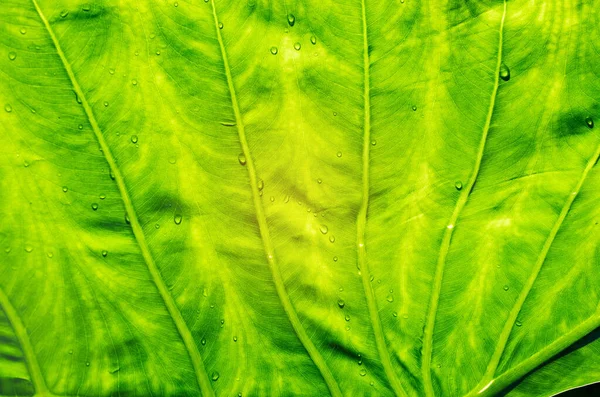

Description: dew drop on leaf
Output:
[345,314,350,322]
[320,225,328,234]
[201,338,206,345]
[336,151,342,158]
[20,28,26,35]
[25,246,33,253]
[317,178,322,184]
[103,101,109,107]
[132,79,137,86]
[287,14,295,26]
[82,4,91,11]
[371,139,377,146]
[337,299,345,308]
[91,203,99,211]
[131,135,138,144]
[329,235,335,243]
[8,52,16,61]
[78,124,83,130]
[62,186,68,192]
[499,63,510,81]
[333,256,338,262]
[233,336,237,342]
[386,295,394,302]
[125,214,130,224]
[516,320,522,327]
[102,250,108,257]
[455,181,463,191]
[60,10,69,18]
[310,35,317,45]
[257,180,264,191]
[4,104,12,113]
[85,361,90,366]
[212,372,220,381]
[586,116,594,129]
[359,369,367,377]
[174,214,183,225]
[238,153,247,165]
[412,105,417,111]
[503,285,509,291]
[270,46,278,55]
[218,22,223,29]
[294,42,301,51]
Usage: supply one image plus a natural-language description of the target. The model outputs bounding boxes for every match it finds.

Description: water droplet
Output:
[345,314,350,321]
[82,4,91,11]
[102,250,108,257]
[23,161,29,168]
[333,256,338,262]
[317,178,322,184]
[62,186,68,192]
[156,50,161,55]
[310,35,317,45]
[269,196,274,203]
[503,285,509,291]
[218,22,224,29]
[132,79,138,86]
[5,104,12,113]
[201,338,206,345]
[125,214,130,224]
[103,101,109,107]
[4,247,10,254]
[68,349,73,354]
[78,124,84,130]
[287,14,295,26]
[337,299,345,308]
[25,246,33,253]
[336,151,342,158]
[294,42,301,51]
[155,223,160,229]
[131,135,138,144]
[320,225,328,234]
[47,252,53,258]
[220,319,225,326]
[270,46,278,55]
[233,336,237,342]
[455,181,463,191]
[60,10,69,18]
[447,224,454,229]
[20,28,27,35]
[412,105,417,111]
[393,312,398,317]
[99,194,106,200]
[586,117,594,129]
[516,320,522,327]
[402,313,409,319]
[359,368,367,377]
[386,295,394,302]
[212,372,220,381]
[329,235,335,243]
[371,139,377,146]
[174,2,178,6]
[499,63,510,81]
[174,214,183,225]
[345,325,350,331]
[91,203,99,211]
[7,51,17,61]
[238,153,247,165]
[257,180,264,190]
[109,68,115,75]
[86,361,90,366]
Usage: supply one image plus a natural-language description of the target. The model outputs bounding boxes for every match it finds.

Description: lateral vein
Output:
[478,141,600,386]
[30,1,214,395]
[356,1,407,396]
[0,288,50,395]
[208,2,342,396]
[421,1,507,396]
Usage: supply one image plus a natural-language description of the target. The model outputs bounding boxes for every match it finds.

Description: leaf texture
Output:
[1,0,600,396]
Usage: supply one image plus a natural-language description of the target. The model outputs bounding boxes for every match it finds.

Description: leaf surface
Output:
[1,0,599,396]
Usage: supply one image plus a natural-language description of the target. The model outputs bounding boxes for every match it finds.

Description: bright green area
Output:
[1,0,600,396]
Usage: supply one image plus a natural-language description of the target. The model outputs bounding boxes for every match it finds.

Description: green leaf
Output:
[1,0,599,396]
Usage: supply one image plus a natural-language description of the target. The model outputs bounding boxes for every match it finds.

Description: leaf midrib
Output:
[30,1,214,395]
[207,1,342,396]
